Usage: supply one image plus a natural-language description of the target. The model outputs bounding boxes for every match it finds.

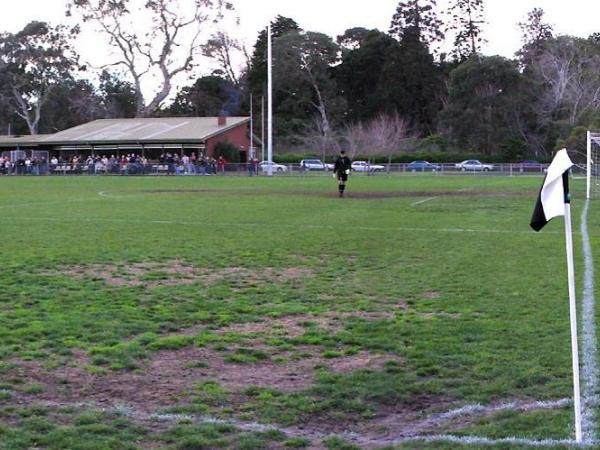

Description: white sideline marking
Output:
[398,434,594,447]
[0,197,106,210]
[433,398,571,422]
[1,216,568,235]
[580,199,598,441]
[411,196,438,206]
[38,398,578,447]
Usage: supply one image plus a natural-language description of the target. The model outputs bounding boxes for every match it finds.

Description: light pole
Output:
[267,24,273,176]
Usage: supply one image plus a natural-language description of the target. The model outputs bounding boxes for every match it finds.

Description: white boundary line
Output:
[396,434,594,447]
[411,196,438,206]
[34,398,583,448]
[580,199,598,441]
[0,216,568,235]
[431,398,571,422]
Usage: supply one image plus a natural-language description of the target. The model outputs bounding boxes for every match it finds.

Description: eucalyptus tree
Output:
[66,0,234,117]
[0,21,80,134]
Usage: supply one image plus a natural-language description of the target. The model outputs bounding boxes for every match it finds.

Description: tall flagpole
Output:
[249,92,254,160]
[267,24,273,177]
[261,96,265,163]
[564,181,583,443]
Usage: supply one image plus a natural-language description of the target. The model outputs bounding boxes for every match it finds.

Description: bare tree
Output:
[341,113,414,170]
[66,0,233,117]
[533,37,600,125]
[341,121,368,160]
[365,113,414,166]
[299,115,340,163]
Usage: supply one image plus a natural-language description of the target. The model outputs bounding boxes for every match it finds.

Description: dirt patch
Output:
[218,310,398,338]
[6,346,401,415]
[313,190,529,200]
[138,188,532,201]
[418,312,461,319]
[196,267,313,288]
[43,260,196,288]
[42,262,313,289]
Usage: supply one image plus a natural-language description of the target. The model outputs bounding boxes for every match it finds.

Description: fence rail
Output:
[0,162,585,177]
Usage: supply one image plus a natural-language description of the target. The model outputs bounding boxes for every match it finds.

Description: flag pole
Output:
[267,23,273,177]
[249,92,254,160]
[564,191,583,443]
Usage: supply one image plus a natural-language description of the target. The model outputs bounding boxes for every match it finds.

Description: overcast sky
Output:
[1,0,598,94]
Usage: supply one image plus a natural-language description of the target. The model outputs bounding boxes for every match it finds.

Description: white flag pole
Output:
[564,200,583,442]
[267,24,273,177]
[249,92,254,160]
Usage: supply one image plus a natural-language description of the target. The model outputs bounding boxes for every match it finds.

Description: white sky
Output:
[1,0,598,93]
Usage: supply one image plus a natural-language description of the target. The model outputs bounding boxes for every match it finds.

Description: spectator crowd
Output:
[0,152,262,176]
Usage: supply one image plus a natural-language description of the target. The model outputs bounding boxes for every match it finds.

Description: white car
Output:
[455,160,494,172]
[259,161,287,173]
[351,161,386,172]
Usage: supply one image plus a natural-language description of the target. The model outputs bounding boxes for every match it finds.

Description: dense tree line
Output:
[0,0,598,160]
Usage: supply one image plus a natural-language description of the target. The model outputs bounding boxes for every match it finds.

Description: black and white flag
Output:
[530,149,574,232]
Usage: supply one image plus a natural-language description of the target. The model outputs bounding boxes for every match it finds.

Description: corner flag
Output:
[530,149,574,231]
[529,148,583,442]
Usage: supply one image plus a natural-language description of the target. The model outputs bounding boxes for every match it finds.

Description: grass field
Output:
[0,174,596,449]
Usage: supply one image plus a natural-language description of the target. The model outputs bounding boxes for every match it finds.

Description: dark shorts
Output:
[337,172,348,182]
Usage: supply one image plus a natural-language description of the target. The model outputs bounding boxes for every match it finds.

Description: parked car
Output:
[407,160,441,172]
[300,159,327,171]
[455,160,494,171]
[259,161,287,173]
[514,160,545,172]
[351,161,386,172]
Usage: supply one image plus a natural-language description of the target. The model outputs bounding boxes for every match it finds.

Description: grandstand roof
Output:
[0,117,249,147]
[44,117,249,144]
[0,135,53,146]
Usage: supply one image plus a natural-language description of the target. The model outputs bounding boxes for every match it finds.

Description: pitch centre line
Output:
[0,216,568,235]
[580,199,598,442]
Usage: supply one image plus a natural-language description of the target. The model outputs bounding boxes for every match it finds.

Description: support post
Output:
[587,131,592,200]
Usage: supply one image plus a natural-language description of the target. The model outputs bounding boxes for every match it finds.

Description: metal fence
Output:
[0,161,584,177]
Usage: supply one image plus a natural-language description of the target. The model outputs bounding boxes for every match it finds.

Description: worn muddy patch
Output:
[314,190,532,200]
[41,261,313,289]
[217,310,399,338]
[138,188,532,201]
[5,346,401,414]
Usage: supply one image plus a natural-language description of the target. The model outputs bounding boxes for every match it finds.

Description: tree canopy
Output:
[1,1,600,159]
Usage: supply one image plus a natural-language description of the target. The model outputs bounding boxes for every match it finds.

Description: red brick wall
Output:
[206,121,250,161]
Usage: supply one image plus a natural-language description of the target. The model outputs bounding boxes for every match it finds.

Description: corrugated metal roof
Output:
[0,134,53,145]
[42,117,249,144]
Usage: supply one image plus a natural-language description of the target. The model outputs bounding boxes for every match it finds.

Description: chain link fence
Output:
[0,161,584,177]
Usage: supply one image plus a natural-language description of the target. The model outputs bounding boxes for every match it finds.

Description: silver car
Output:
[300,159,327,171]
[455,160,494,172]
[351,161,386,172]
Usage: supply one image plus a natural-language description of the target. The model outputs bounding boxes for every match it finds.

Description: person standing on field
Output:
[333,150,352,197]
